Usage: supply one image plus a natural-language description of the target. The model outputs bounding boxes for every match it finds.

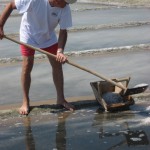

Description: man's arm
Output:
[57,29,67,53]
[56,29,68,62]
[0,0,16,39]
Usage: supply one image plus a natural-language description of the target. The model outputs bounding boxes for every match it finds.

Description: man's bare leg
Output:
[48,56,75,111]
[19,56,34,115]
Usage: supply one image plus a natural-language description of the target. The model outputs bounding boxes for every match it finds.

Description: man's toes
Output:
[62,101,75,111]
[19,108,29,115]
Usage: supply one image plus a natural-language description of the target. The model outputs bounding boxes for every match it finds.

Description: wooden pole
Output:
[4,35,127,90]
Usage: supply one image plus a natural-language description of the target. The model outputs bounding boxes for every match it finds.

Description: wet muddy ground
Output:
[0,94,150,150]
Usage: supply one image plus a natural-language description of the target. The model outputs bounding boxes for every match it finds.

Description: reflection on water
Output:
[56,112,72,150]
[20,108,149,150]
[23,117,35,150]
[22,112,72,150]
[93,108,149,149]
[124,130,149,146]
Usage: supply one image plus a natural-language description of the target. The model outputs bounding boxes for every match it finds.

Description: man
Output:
[0,0,77,115]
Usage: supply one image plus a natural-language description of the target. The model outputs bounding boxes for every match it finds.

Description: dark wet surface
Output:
[0,105,150,150]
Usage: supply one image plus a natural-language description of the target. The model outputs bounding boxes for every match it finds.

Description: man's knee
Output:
[48,57,62,69]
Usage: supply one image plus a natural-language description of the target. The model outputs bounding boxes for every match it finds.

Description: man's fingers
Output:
[56,53,67,63]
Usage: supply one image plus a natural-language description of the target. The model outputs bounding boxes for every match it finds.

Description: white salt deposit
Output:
[130,137,142,141]
[141,117,150,125]
[139,134,145,137]
[146,106,150,111]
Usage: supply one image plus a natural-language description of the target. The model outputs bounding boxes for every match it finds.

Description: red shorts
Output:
[20,43,58,56]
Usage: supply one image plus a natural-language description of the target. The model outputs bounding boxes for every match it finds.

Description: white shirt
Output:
[15,0,72,48]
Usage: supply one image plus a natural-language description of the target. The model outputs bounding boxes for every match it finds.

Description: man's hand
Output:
[56,50,67,63]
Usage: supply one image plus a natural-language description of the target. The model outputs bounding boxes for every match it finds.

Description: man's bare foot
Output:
[58,100,75,111]
[19,104,29,115]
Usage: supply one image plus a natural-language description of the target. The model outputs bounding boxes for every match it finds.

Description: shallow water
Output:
[72,7,150,27]
[0,1,150,150]
[0,1,150,106]
[1,24,150,58]
[0,105,150,150]
[1,3,150,59]
[0,50,150,105]
[3,7,150,33]
[67,24,150,51]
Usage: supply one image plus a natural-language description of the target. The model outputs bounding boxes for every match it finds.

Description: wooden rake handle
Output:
[4,35,127,90]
